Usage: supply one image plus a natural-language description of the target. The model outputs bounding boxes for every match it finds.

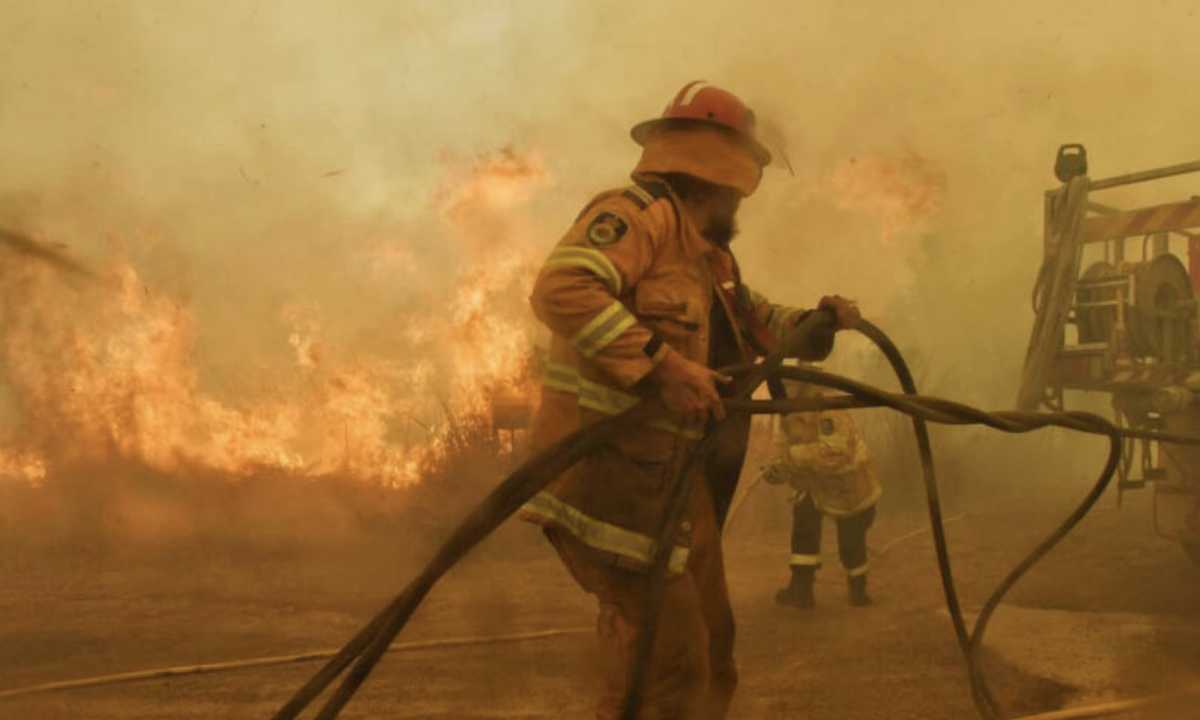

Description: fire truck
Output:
[1017,146,1200,565]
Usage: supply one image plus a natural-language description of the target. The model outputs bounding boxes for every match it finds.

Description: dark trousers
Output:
[789,493,875,576]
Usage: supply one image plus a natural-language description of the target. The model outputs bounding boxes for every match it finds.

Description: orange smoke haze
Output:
[830,150,947,243]
[2,1,1199,500]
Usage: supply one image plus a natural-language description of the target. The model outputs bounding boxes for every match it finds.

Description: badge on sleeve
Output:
[587,212,628,247]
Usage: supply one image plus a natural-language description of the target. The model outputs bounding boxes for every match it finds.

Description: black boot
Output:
[775,568,815,608]
[848,574,873,607]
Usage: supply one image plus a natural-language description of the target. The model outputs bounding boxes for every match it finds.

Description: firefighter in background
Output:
[764,375,882,608]
[519,81,860,719]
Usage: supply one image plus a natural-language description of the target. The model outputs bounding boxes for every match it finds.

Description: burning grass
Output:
[0,147,550,555]
[0,411,527,563]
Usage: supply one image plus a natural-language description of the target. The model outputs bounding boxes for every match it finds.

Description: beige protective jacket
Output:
[763,381,882,517]
[520,177,831,572]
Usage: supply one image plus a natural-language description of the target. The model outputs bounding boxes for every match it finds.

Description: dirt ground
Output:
[1,474,1197,720]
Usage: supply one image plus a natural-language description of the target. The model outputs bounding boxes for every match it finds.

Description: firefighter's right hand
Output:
[650,349,732,424]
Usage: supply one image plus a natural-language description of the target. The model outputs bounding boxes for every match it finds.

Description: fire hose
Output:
[272,310,1200,720]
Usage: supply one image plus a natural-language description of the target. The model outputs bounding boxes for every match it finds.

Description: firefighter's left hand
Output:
[819,295,861,330]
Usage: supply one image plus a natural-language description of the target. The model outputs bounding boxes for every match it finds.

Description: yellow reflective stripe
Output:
[589,313,637,356]
[521,491,689,573]
[648,418,703,440]
[542,362,578,394]
[572,302,624,354]
[578,377,640,414]
[846,562,870,577]
[789,553,822,566]
[627,185,654,207]
[543,361,580,394]
[543,246,623,295]
[542,361,701,439]
[572,301,636,358]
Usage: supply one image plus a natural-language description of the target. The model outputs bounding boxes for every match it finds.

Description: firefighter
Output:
[763,376,882,608]
[519,81,860,719]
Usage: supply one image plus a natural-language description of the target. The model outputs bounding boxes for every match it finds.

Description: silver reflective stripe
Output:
[522,491,689,573]
[789,553,822,566]
[543,362,701,439]
[846,562,870,578]
[543,246,623,295]
[573,301,637,358]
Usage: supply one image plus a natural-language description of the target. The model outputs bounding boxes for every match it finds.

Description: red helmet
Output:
[631,81,772,166]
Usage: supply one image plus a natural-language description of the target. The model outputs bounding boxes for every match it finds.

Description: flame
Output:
[0,449,47,486]
[0,148,550,487]
[830,149,947,241]
[436,148,547,415]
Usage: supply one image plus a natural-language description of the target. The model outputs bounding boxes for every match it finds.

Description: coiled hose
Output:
[273,312,1200,720]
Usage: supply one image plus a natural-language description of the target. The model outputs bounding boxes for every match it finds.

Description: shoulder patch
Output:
[587,212,628,246]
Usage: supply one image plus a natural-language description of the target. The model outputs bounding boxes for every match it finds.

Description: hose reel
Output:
[1075,254,1196,366]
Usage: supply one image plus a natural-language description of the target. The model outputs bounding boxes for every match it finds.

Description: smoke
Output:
[2,2,1200,503]
[1,9,1198,720]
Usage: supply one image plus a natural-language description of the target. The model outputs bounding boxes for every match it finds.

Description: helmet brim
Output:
[631,117,773,167]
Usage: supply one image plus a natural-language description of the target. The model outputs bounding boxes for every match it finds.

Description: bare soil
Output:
[0,474,1197,719]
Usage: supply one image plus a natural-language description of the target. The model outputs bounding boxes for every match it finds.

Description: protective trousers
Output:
[789,493,875,576]
[548,472,736,720]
